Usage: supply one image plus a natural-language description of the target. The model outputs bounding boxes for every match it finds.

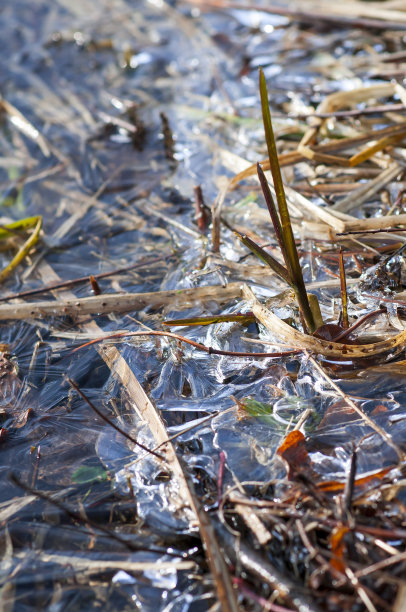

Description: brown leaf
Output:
[318,400,358,429]
[330,525,350,573]
[14,407,33,429]
[317,465,394,493]
[371,404,388,416]
[277,430,312,479]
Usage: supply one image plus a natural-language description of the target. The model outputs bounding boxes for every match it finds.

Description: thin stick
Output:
[0,256,166,303]
[337,227,406,237]
[307,354,404,461]
[72,328,302,359]
[184,0,406,30]
[68,379,164,459]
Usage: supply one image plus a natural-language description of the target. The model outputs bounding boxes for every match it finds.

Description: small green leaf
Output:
[72,465,108,484]
[242,398,274,417]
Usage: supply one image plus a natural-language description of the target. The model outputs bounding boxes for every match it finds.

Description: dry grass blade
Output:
[12,551,196,572]
[242,284,406,361]
[332,164,402,213]
[0,97,51,157]
[0,496,36,522]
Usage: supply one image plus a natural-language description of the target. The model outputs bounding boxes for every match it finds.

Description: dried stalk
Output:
[0,283,243,320]
[243,284,406,361]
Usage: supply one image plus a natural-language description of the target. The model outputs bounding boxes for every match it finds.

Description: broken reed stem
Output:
[0,283,243,320]
[194,185,210,232]
[259,69,316,333]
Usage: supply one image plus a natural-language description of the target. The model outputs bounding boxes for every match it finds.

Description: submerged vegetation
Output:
[0,1,406,611]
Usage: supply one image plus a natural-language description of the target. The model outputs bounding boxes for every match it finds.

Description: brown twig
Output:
[0,256,166,303]
[72,328,302,359]
[194,185,210,232]
[68,378,164,460]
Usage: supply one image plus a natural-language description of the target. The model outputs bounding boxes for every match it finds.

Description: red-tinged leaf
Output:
[317,400,358,429]
[313,323,345,342]
[14,407,33,428]
[276,430,311,479]
[313,323,357,343]
[371,404,388,415]
[317,465,394,493]
[330,525,350,573]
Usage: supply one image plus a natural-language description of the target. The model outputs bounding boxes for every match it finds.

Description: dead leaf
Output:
[330,525,350,573]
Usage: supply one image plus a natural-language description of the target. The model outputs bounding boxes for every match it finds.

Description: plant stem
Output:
[259,68,316,332]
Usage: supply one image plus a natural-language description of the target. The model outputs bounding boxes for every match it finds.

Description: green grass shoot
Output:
[258,68,317,333]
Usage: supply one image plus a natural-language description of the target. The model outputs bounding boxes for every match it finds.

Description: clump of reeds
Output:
[235,70,322,334]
